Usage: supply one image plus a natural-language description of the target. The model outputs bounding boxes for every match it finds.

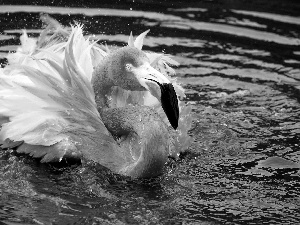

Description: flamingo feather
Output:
[0,16,192,177]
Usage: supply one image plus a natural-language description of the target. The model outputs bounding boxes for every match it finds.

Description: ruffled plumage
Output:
[1,26,116,162]
[0,21,191,165]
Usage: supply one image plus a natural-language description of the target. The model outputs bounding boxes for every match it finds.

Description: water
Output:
[1,1,300,224]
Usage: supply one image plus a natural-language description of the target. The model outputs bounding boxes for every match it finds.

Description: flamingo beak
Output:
[136,63,179,130]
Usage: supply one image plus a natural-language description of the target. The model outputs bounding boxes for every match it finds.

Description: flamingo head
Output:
[108,46,179,130]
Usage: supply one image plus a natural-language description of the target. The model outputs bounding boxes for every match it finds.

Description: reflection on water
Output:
[1,1,300,224]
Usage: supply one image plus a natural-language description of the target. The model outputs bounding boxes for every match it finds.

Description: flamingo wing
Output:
[0,26,124,168]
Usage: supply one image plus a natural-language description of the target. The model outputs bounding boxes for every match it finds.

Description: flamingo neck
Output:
[92,58,115,108]
[92,47,130,108]
[101,106,169,178]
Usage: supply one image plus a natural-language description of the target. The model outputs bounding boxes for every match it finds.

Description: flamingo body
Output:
[0,17,189,178]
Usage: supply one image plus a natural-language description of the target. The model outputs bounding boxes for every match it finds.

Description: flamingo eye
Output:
[125,63,133,72]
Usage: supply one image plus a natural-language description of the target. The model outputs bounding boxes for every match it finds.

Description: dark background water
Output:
[0,1,300,224]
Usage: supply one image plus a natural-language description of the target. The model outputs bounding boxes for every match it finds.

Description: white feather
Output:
[134,29,150,50]
[0,25,110,150]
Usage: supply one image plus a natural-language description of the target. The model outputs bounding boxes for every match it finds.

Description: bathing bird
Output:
[0,15,189,178]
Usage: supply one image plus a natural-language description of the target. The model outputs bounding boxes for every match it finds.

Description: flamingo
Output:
[0,14,190,178]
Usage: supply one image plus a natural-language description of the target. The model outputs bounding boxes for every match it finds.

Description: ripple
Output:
[161,21,300,46]
[207,54,284,71]
[0,52,8,59]
[0,45,18,52]
[257,156,300,169]
[227,47,270,57]
[4,29,44,34]
[232,10,300,26]
[219,68,297,83]
[168,8,207,12]
[179,76,270,92]
[0,35,14,41]
[0,5,182,21]
[212,17,267,29]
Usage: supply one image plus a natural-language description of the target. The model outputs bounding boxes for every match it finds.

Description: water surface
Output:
[0,1,300,224]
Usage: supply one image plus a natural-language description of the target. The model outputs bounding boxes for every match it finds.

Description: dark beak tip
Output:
[160,83,179,130]
[171,120,178,130]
